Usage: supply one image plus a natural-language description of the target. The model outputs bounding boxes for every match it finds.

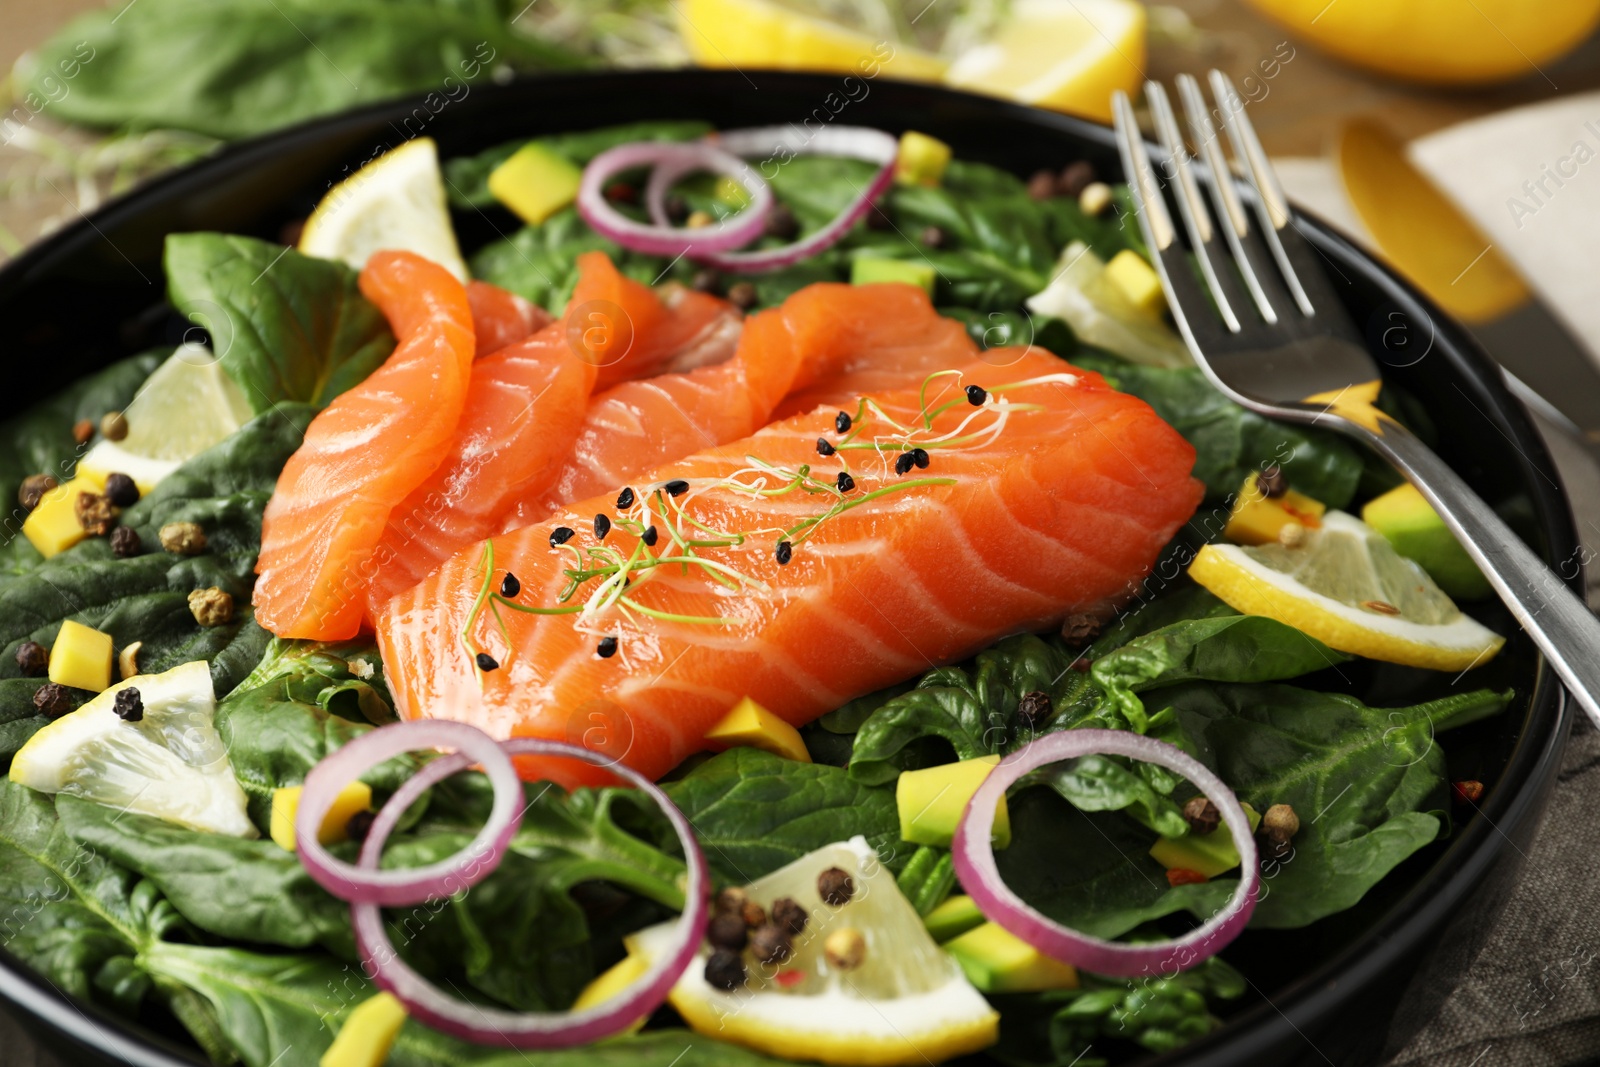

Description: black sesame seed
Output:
[816,436,836,457]
[894,452,916,475]
[775,540,793,565]
[835,411,852,433]
[966,384,987,406]
[616,487,635,510]
[836,472,855,493]
[642,525,659,547]
[475,652,499,671]
[549,526,576,547]
[664,479,689,497]
[113,687,144,722]
[912,448,930,470]
[499,572,521,598]
[597,636,618,658]
[594,514,611,541]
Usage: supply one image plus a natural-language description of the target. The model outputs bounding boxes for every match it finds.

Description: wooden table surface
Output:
[0,0,1597,1064]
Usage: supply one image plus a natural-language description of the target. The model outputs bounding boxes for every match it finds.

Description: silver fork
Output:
[1112,71,1600,729]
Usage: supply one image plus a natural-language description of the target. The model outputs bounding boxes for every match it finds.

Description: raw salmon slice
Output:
[572,251,740,390]
[467,280,551,358]
[377,350,1203,784]
[254,251,474,640]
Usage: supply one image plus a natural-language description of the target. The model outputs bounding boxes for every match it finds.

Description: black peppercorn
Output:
[1182,796,1220,836]
[1058,160,1096,199]
[727,282,758,311]
[33,682,73,718]
[664,194,689,224]
[110,525,141,559]
[764,203,799,240]
[15,641,48,677]
[1027,169,1058,201]
[715,886,749,915]
[817,867,854,906]
[345,810,375,843]
[113,686,144,722]
[1257,465,1288,498]
[103,472,139,507]
[1062,612,1102,645]
[704,949,746,991]
[1017,690,1052,729]
[707,911,749,951]
[691,270,723,295]
[769,896,808,936]
[18,473,57,512]
[749,924,793,965]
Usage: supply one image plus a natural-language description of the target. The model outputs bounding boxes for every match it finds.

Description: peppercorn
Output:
[345,809,375,843]
[966,384,987,406]
[500,572,520,598]
[549,525,576,547]
[836,472,855,494]
[664,194,689,224]
[749,924,793,965]
[1027,169,1058,201]
[770,896,808,936]
[75,492,117,536]
[685,209,714,230]
[816,437,836,457]
[18,473,56,512]
[641,525,659,547]
[911,448,929,469]
[594,513,611,541]
[664,479,689,497]
[1257,464,1287,498]
[1061,612,1102,645]
[72,419,94,445]
[1078,181,1113,217]
[817,867,854,906]
[1182,796,1220,836]
[159,522,207,555]
[704,949,746,991]
[727,282,758,311]
[605,182,638,204]
[824,927,867,971]
[835,411,852,433]
[110,525,141,559]
[1058,160,1096,199]
[707,911,749,951]
[1262,804,1299,838]
[100,411,129,442]
[33,682,74,718]
[1017,690,1052,728]
[715,886,749,915]
[14,641,48,677]
[113,686,144,722]
[894,451,915,476]
[775,540,793,565]
[1278,522,1306,548]
[740,900,766,928]
[188,587,234,627]
[919,225,946,249]
[103,472,139,507]
[865,203,893,231]
[475,652,499,672]
[764,203,799,240]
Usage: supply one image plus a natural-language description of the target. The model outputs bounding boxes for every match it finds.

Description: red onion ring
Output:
[295,720,523,908]
[350,736,709,1048]
[953,729,1259,978]
[577,141,773,257]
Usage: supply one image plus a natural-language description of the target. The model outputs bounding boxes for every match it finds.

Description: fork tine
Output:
[1207,69,1317,317]
[1174,73,1278,326]
[1145,81,1241,334]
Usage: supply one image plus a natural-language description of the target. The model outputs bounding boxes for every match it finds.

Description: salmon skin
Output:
[254,252,476,641]
[467,280,551,358]
[376,350,1203,785]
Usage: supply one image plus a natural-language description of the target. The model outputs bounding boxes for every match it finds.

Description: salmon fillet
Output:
[376,350,1203,784]
[467,280,550,358]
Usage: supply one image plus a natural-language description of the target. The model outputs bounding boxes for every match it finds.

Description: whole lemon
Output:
[1244,0,1600,85]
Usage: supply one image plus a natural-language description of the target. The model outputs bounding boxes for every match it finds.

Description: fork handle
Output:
[1367,424,1600,727]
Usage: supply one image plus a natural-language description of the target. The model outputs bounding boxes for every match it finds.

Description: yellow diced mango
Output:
[22,473,105,559]
[571,953,650,1032]
[1104,249,1166,317]
[321,992,407,1067]
[897,755,1011,849]
[1224,472,1327,546]
[270,781,373,851]
[703,696,812,763]
[896,131,952,187]
[487,143,583,225]
[47,620,113,693]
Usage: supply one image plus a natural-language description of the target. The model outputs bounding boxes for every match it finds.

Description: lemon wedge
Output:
[630,837,997,1065]
[79,343,254,492]
[298,137,468,282]
[1189,510,1504,672]
[943,0,1144,123]
[677,0,947,81]
[11,660,255,837]
[1026,241,1190,369]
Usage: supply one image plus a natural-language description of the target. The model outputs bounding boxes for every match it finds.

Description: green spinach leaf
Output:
[165,234,395,413]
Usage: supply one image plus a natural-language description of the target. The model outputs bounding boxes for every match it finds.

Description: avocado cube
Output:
[1148,803,1261,879]
[945,922,1078,993]
[895,130,952,187]
[1362,482,1491,600]
[851,256,937,296]
[925,894,986,942]
[898,755,1010,849]
[321,992,406,1067]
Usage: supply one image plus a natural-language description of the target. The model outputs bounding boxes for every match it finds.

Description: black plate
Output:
[0,70,1577,1067]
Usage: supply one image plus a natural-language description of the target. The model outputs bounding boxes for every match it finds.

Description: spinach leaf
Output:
[445,121,713,209]
[661,747,905,882]
[165,234,395,413]
[1075,353,1363,507]
[23,0,586,141]
[0,405,311,760]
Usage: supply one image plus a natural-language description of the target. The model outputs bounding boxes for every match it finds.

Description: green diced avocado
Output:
[1148,803,1260,879]
[1362,483,1491,600]
[897,755,1011,849]
[851,256,937,296]
[924,894,985,942]
[944,922,1078,993]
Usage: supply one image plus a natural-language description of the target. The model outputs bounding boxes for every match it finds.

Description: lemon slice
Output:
[11,660,255,837]
[943,0,1144,123]
[298,137,468,282]
[1026,241,1190,368]
[79,343,254,492]
[677,0,948,81]
[630,837,997,1065]
[1189,510,1504,672]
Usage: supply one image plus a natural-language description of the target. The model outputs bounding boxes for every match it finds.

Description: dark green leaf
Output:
[165,234,395,412]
